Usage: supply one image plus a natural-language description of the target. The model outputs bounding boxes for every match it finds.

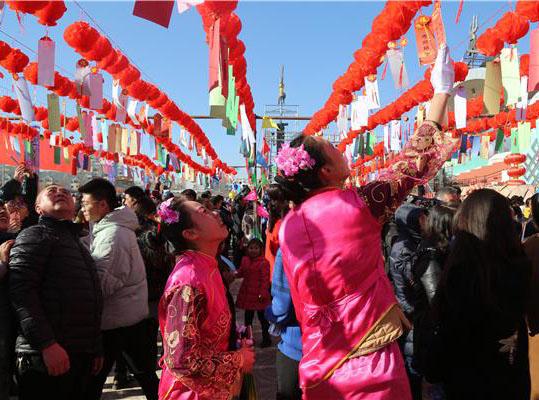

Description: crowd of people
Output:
[0,44,538,400]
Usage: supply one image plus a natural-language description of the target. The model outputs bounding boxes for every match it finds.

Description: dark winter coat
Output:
[0,231,17,398]
[411,239,447,373]
[9,216,103,355]
[389,204,425,362]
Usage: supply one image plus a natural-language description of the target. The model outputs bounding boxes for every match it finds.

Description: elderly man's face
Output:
[35,185,75,220]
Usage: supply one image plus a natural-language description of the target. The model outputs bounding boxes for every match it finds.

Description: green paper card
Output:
[510,127,520,153]
[47,93,61,133]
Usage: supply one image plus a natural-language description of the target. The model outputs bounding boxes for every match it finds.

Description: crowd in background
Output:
[0,158,539,400]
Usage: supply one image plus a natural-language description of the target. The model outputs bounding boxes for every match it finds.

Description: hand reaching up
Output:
[430,44,455,95]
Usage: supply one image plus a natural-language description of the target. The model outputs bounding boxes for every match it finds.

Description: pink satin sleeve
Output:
[359,122,458,222]
[161,285,242,399]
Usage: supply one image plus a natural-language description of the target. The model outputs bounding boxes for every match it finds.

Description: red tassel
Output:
[97,132,103,143]
[15,12,25,33]
[381,60,388,80]
[455,0,464,24]
[398,62,404,88]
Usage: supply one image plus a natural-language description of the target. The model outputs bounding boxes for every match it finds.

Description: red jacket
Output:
[236,255,271,311]
[265,219,281,281]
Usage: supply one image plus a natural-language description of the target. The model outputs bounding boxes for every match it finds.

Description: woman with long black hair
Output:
[431,189,532,399]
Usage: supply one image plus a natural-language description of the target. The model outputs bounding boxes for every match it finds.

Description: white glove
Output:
[430,44,455,95]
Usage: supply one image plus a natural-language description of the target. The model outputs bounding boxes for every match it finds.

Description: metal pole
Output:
[252,130,258,238]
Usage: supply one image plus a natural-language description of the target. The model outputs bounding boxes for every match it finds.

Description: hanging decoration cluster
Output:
[197,1,256,131]
[476,1,538,56]
[304,0,432,135]
[0,94,165,174]
[338,61,468,150]
[23,62,79,99]
[5,1,67,26]
[63,20,236,175]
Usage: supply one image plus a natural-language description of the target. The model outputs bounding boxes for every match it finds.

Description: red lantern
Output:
[507,166,526,178]
[34,1,67,27]
[0,41,11,61]
[504,153,527,165]
[495,11,529,44]
[6,1,48,14]
[477,29,504,56]
[23,62,38,85]
[516,0,539,22]
[1,48,29,73]
[82,36,113,62]
[64,21,100,53]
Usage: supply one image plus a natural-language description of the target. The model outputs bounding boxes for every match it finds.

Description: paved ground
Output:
[102,279,278,400]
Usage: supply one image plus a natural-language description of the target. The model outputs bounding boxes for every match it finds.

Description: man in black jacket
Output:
[8,184,103,400]
[0,201,16,399]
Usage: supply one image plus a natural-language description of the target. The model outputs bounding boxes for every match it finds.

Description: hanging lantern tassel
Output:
[455,0,464,24]
[381,58,388,81]
[398,62,404,88]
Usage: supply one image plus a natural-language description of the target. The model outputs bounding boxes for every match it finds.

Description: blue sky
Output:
[0,1,529,173]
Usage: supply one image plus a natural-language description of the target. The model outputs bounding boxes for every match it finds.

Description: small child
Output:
[236,238,272,347]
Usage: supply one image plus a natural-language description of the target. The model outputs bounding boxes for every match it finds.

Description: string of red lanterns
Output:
[5,1,67,27]
[476,1,538,56]
[63,21,236,175]
[7,39,222,176]
[337,62,468,151]
[304,0,432,135]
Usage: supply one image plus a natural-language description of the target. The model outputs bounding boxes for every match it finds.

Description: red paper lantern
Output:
[64,21,100,53]
[106,54,129,75]
[507,166,526,178]
[454,62,469,82]
[82,36,113,62]
[1,48,29,73]
[504,153,527,165]
[0,41,11,61]
[516,0,539,22]
[6,1,48,14]
[23,62,38,85]
[34,1,67,26]
[495,12,529,45]
[118,66,141,87]
[97,51,117,70]
[127,80,148,99]
[477,29,504,56]
[34,107,48,121]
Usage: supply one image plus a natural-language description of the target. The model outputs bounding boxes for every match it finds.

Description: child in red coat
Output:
[236,239,272,347]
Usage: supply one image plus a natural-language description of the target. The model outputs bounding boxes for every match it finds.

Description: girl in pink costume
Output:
[157,198,255,400]
[274,45,457,399]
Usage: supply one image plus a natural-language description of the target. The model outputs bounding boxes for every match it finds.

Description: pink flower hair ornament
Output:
[275,143,316,177]
[157,198,180,224]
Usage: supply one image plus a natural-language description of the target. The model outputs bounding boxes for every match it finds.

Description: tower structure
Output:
[462,16,491,67]
[264,66,301,178]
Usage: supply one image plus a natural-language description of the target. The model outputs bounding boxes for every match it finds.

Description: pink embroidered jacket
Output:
[158,251,242,400]
[278,123,457,390]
